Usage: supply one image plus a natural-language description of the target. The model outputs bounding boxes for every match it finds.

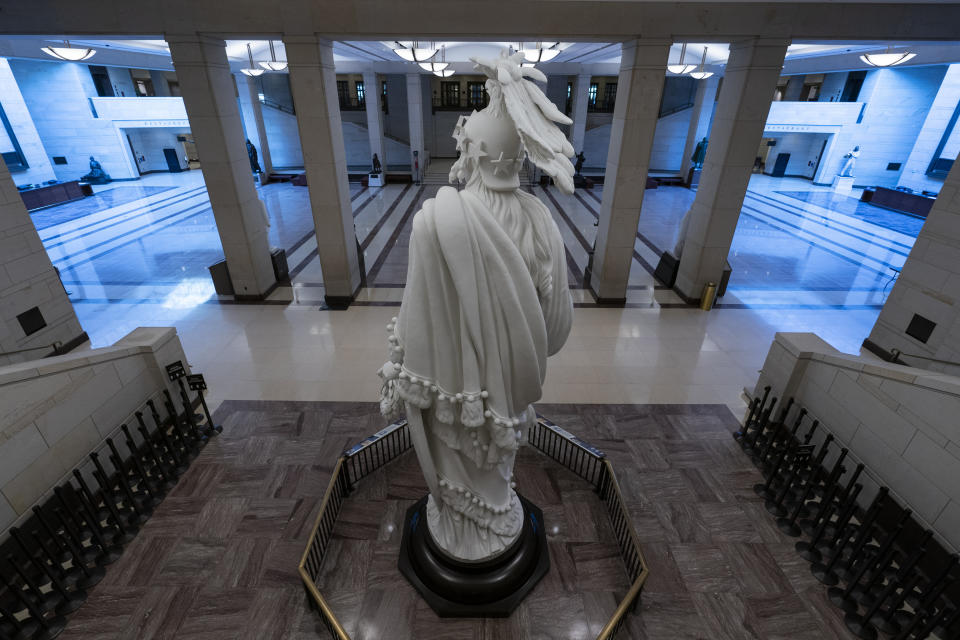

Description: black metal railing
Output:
[588,100,617,113]
[299,416,648,639]
[431,96,489,113]
[259,96,295,115]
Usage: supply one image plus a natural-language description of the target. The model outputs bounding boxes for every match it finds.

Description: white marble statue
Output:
[378,50,574,562]
[839,145,860,177]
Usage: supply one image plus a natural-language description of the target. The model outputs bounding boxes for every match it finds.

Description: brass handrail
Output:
[297,418,648,639]
[596,459,649,640]
[297,457,350,640]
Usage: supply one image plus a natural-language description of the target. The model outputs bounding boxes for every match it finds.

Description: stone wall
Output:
[898,63,960,195]
[0,327,189,535]
[9,59,139,181]
[815,66,947,188]
[754,332,960,552]
[0,159,85,368]
[0,58,56,186]
[764,132,830,179]
[261,103,303,169]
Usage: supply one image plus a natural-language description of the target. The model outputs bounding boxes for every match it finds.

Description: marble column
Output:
[150,69,171,97]
[284,35,362,304]
[866,157,960,374]
[167,34,276,298]
[0,158,86,366]
[235,72,273,176]
[674,38,790,301]
[363,70,385,175]
[406,73,425,182]
[589,40,671,302]
[679,74,720,179]
[569,72,591,154]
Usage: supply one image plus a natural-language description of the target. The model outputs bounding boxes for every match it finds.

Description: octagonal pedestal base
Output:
[398,493,549,617]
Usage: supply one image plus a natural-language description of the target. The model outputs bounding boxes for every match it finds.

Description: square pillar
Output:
[406,73,425,182]
[679,74,720,179]
[0,157,86,365]
[235,72,273,176]
[167,34,276,298]
[363,70,386,175]
[569,72,591,154]
[675,38,790,300]
[284,35,362,304]
[590,40,672,302]
[150,69,171,97]
[867,158,960,372]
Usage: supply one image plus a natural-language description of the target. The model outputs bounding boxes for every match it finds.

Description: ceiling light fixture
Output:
[860,46,916,67]
[41,40,96,61]
[520,42,561,64]
[241,43,265,76]
[258,40,287,72]
[667,42,696,75]
[420,45,454,77]
[394,41,438,63]
[688,47,714,80]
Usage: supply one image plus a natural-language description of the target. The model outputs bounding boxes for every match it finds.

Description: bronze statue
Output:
[691,137,708,169]
[81,156,111,184]
[246,139,261,174]
[372,153,382,174]
[574,151,585,176]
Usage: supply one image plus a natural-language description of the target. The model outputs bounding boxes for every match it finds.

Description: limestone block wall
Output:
[9,59,139,181]
[262,103,303,169]
[0,58,56,186]
[898,63,960,195]
[753,332,960,552]
[868,156,960,375]
[814,66,947,188]
[0,327,189,535]
[0,160,85,368]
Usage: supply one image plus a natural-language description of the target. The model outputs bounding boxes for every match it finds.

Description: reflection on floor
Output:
[57,400,859,639]
[28,169,919,413]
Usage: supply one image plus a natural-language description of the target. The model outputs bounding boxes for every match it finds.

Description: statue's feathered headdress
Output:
[459,50,576,194]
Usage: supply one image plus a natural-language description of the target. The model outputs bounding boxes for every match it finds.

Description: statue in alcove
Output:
[379,50,574,612]
[691,137,708,169]
[574,151,585,176]
[839,145,860,177]
[81,156,111,184]
[246,139,261,174]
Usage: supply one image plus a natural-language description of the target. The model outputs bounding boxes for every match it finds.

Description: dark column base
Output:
[398,494,549,617]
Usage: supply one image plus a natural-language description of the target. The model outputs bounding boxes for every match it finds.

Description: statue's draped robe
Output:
[380,185,572,559]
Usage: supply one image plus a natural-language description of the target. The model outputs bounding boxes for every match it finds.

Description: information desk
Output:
[860,186,935,219]
[19,180,90,211]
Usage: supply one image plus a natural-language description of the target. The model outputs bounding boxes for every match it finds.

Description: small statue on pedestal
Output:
[691,137,708,169]
[839,145,860,177]
[81,156,111,184]
[574,151,585,176]
[371,153,382,174]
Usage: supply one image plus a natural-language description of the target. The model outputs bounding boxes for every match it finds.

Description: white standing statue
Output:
[379,51,574,562]
[839,145,860,177]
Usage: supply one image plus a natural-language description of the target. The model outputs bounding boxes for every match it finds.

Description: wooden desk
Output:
[861,187,935,219]
[19,180,86,211]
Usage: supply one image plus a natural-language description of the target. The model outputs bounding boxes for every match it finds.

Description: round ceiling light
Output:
[41,41,96,61]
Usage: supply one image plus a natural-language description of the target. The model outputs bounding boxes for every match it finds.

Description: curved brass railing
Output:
[297,416,648,639]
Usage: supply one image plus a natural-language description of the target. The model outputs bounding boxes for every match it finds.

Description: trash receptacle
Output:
[208,260,234,296]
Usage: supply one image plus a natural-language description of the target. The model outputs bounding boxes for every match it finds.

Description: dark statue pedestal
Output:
[398,493,550,617]
[573,174,592,189]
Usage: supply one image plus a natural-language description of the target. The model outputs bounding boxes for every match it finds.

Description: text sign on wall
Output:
[763,124,839,134]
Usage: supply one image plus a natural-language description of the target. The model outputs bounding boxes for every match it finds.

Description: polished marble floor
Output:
[58,400,860,640]
[27,168,909,417]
